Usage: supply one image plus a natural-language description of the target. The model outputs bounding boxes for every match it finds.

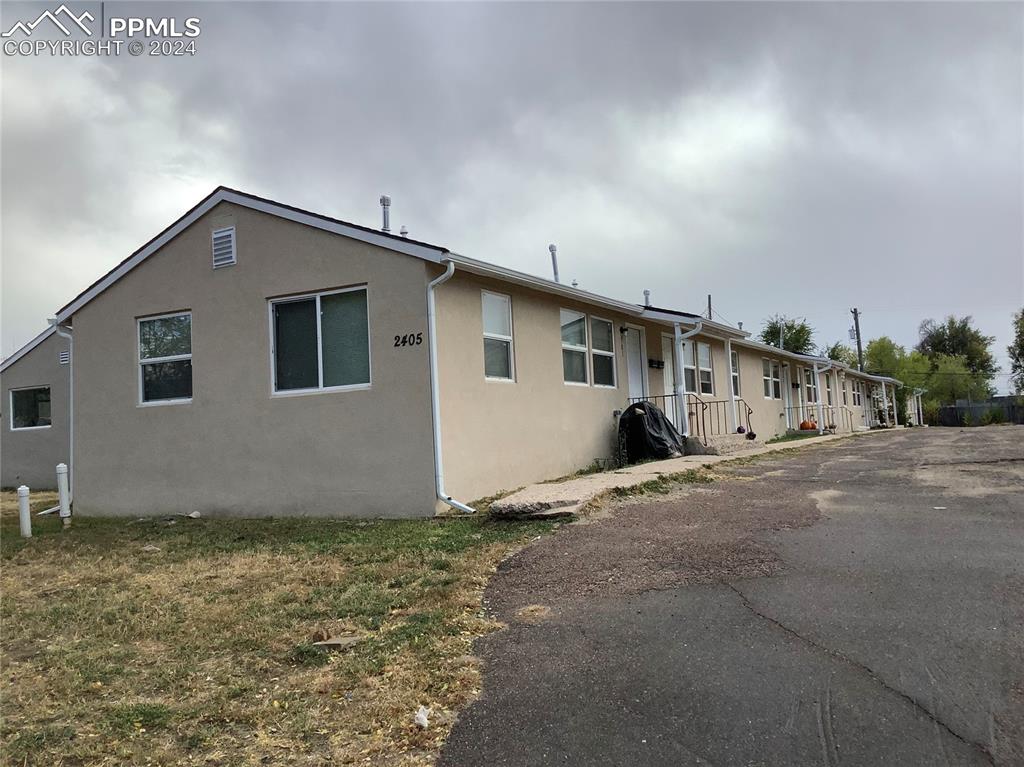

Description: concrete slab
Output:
[488,430,880,517]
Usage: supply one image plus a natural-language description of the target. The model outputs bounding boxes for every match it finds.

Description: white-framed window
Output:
[730,350,741,397]
[852,380,863,406]
[841,376,848,406]
[9,386,51,429]
[271,286,370,394]
[560,309,588,385]
[481,291,514,381]
[697,342,714,395]
[762,359,781,399]
[825,372,834,406]
[682,340,697,392]
[804,368,818,404]
[138,311,192,404]
[590,317,616,387]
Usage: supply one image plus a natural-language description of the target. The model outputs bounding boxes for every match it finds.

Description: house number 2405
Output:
[394,333,424,347]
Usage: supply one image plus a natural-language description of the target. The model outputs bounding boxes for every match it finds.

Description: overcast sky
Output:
[2,1,1021,389]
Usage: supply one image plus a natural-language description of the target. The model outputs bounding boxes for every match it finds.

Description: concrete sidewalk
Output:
[489,430,882,517]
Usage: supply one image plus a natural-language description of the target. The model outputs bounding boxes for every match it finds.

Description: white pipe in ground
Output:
[57,463,71,527]
[18,485,31,538]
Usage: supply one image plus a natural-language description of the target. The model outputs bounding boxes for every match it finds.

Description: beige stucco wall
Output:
[1,332,71,488]
[434,271,641,502]
[71,203,437,518]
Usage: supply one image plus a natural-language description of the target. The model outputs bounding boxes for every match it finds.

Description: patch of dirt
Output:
[513,605,552,623]
[485,478,821,619]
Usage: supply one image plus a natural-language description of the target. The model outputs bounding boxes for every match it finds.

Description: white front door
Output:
[661,334,678,428]
[624,327,646,401]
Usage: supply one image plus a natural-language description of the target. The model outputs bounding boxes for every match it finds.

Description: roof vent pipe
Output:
[400,225,408,238]
[548,244,560,283]
[738,321,744,330]
[643,289,651,307]
[379,195,391,233]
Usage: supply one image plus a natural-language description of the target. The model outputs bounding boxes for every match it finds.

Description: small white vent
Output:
[58,350,70,365]
[212,226,236,269]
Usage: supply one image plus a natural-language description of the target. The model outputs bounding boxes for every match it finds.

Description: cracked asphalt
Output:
[440,426,1024,766]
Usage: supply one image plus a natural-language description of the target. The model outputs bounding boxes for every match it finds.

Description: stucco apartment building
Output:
[1,188,901,516]
[0,327,71,488]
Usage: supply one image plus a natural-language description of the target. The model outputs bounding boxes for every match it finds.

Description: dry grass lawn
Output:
[0,492,553,766]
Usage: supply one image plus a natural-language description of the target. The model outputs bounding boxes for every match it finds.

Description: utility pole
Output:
[851,307,864,371]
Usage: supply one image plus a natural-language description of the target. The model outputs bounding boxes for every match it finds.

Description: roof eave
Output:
[0,325,57,373]
[56,187,449,322]
[446,253,644,317]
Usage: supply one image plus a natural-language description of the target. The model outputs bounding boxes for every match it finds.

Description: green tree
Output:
[759,315,815,355]
[923,354,989,406]
[1009,308,1024,394]
[864,336,904,377]
[821,341,858,367]
[917,316,998,380]
[893,351,932,424]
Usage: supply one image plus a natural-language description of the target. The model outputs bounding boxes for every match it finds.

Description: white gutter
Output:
[447,252,640,317]
[426,260,475,515]
[51,321,74,499]
[673,322,703,437]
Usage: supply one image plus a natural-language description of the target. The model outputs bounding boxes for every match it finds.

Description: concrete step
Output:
[490,497,584,518]
[702,433,765,455]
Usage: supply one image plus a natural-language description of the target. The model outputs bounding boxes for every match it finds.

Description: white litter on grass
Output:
[933,506,947,510]
[414,705,430,728]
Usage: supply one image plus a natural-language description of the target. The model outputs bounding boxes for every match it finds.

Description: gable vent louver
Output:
[212,226,236,269]
[59,350,71,365]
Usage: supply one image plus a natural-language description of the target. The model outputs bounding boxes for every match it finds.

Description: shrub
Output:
[980,407,1005,426]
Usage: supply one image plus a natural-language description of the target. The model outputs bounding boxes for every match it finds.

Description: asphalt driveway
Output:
[441,426,1023,766]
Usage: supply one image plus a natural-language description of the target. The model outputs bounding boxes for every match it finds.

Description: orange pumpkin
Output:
[799,419,817,431]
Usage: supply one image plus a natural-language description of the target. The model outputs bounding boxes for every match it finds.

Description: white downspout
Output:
[426,260,475,514]
[725,338,738,434]
[52,321,73,500]
[673,321,703,437]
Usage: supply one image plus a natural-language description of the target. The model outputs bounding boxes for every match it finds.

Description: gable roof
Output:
[49,186,764,343]
[0,325,56,373]
[55,187,450,322]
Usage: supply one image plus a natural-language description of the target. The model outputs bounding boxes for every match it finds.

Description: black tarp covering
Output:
[618,401,687,463]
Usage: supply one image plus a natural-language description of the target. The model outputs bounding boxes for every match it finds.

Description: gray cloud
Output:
[2,1,1021,387]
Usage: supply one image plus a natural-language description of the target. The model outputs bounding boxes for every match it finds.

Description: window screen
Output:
[591,317,615,387]
[273,288,370,392]
[560,309,588,384]
[11,387,51,429]
[482,292,513,380]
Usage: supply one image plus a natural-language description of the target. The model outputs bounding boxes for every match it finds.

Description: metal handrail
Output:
[735,397,754,433]
[685,393,711,446]
[628,392,739,446]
